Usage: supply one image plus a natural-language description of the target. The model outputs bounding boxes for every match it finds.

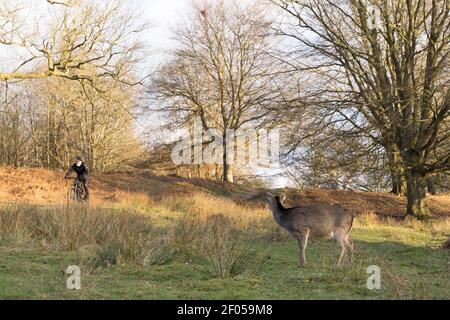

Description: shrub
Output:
[169,213,269,278]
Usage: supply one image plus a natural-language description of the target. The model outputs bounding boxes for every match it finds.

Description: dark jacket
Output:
[65,162,89,180]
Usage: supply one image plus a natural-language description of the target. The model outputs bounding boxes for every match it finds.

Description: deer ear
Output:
[263,192,274,202]
[279,193,287,203]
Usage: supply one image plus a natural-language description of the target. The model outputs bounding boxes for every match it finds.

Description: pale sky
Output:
[140,0,191,54]
[139,0,260,58]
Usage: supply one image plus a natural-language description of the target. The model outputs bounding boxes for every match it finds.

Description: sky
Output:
[139,0,261,58]
[139,0,191,54]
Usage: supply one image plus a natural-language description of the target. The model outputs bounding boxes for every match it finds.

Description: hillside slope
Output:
[0,167,449,217]
[0,167,449,299]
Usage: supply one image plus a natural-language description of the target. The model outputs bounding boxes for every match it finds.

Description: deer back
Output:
[287,204,353,237]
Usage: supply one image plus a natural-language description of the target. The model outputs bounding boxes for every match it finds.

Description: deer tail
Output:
[347,214,355,235]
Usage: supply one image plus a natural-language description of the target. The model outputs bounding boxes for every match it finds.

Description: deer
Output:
[263,192,354,267]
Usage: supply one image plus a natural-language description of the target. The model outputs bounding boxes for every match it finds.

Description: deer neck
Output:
[271,200,287,227]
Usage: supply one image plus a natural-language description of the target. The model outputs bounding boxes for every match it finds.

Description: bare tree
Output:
[152,0,285,182]
[0,0,148,171]
[0,0,147,90]
[274,0,450,218]
[0,67,143,172]
[32,77,141,171]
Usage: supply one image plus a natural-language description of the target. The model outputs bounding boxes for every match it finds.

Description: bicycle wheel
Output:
[67,186,77,202]
[76,186,84,202]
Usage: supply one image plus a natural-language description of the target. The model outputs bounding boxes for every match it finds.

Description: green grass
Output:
[1,224,448,300]
[1,169,449,300]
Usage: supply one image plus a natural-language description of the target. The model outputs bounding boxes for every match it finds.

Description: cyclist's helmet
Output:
[75,156,82,161]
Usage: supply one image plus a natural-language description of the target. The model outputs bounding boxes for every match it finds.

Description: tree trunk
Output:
[391,168,407,195]
[426,175,437,195]
[223,163,233,182]
[222,134,234,182]
[186,165,192,178]
[406,170,430,218]
[386,144,407,195]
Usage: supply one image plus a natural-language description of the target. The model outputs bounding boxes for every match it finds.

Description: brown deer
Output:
[264,192,354,267]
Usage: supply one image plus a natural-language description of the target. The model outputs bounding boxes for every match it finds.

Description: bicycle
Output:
[66,177,87,203]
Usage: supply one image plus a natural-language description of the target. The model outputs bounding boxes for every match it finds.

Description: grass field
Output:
[0,168,449,300]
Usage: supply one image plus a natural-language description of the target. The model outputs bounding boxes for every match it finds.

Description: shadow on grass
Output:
[259,236,449,299]
[0,236,448,299]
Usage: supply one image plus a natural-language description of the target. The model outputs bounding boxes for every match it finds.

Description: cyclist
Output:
[65,156,90,202]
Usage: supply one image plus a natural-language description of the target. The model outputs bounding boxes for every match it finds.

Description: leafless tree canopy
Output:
[0,0,148,90]
[151,0,287,182]
[0,0,147,170]
[273,0,450,217]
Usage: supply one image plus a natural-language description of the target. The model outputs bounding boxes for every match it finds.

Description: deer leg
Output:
[335,229,347,267]
[344,235,354,264]
[337,243,346,267]
[297,230,309,267]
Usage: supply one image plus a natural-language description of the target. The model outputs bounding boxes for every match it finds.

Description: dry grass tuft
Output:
[354,210,450,237]
[0,204,176,267]
[110,190,155,213]
[430,218,450,235]
[168,211,270,278]
[200,214,269,278]
[354,212,379,227]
